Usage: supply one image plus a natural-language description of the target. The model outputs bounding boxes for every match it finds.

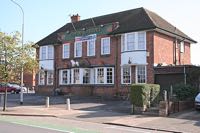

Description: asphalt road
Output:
[0,115,167,133]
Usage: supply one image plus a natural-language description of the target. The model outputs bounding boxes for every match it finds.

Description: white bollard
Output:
[66,98,71,110]
[164,90,168,101]
[46,97,49,108]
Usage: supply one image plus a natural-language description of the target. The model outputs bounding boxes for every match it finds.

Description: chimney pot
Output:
[71,14,80,23]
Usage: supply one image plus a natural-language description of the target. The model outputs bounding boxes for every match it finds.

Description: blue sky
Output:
[0,0,200,64]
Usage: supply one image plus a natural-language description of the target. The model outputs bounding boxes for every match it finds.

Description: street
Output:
[0,94,200,133]
[0,115,166,133]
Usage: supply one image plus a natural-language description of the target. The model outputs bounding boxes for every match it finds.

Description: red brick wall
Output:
[153,32,191,65]
[154,32,174,65]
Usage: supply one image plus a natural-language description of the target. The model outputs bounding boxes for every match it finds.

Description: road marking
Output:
[105,125,151,133]
[11,121,73,133]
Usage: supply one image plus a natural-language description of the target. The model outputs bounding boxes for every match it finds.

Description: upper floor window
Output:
[121,66,131,84]
[101,37,110,55]
[127,33,135,50]
[63,43,70,59]
[121,32,146,52]
[87,39,95,56]
[74,41,82,57]
[40,45,54,60]
[136,66,146,83]
[180,42,185,53]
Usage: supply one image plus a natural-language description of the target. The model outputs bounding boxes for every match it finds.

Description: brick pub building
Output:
[35,7,196,96]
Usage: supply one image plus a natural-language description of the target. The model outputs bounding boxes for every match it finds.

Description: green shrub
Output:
[130,84,160,107]
[173,83,198,101]
[149,84,160,104]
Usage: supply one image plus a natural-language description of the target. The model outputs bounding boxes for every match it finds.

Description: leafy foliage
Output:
[0,31,38,83]
[173,83,198,101]
[130,84,160,107]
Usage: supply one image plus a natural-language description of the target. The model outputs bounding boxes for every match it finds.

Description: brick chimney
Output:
[71,14,80,23]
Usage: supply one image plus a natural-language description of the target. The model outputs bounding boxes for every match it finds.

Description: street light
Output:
[10,0,24,105]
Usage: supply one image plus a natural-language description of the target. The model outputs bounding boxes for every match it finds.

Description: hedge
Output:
[130,84,160,107]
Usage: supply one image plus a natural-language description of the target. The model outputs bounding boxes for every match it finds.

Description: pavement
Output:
[0,94,200,133]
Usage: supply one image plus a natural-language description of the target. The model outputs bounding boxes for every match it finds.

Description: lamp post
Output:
[10,0,24,105]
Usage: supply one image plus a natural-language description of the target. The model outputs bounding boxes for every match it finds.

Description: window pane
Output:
[138,32,145,50]
[83,69,90,84]
[74,69,80,84]
[127,33,135,51]
[101,37,110,55]
[88,40,95,56]
[63,44,70,58]
[107,68,113,83]
[41,46,46,60]
[97,68,104,83]
[48,46,54,59]
[137,66,146,83]
[39,71,45,85]
[47,71,53,85]
[75,42,82,57]
[61,70,68,84]
[122,67,131,84]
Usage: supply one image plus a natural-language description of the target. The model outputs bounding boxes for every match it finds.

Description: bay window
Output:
[73,68,80,84]
[96,67,114,84]
[121,66,131,84]
[136,66,146,83]
[121,31,146,52]
[39,71,45,85]
[40,45,54,60]
[83,69,90,84]
[59,69,70,85]
[47,71,54,85]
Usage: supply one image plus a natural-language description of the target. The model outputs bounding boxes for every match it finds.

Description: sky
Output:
[0,0,200,65]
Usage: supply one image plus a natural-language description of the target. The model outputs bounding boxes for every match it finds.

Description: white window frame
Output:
[73,68,80,84]
[101,37,110,55]
[38,71,45,85]
[135,65,147,84]
[59,69,70,85]
[83,68,91,84]
[74,41,82,57]
[121,32,146,52]
[47,71,54,85]
[39,45,54,60]
[63,43,70,59]
[180,41,185,53]
[95,67,114,84]
[87,39,95,56]
[121,66,131,84]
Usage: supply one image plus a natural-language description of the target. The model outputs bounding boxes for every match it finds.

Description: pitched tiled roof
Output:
[37,7,196,45]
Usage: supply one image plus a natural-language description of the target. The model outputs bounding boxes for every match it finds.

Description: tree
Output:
[0,31,38,83]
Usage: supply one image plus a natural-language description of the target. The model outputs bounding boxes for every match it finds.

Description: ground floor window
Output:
[59,69,70,85]
[83,69,90,84]
[95,67,114,84]
[121,66,131,84]
[58,67,114,85]
[47,71,54,85]
[136,65,146,83]
[39,71,45,85]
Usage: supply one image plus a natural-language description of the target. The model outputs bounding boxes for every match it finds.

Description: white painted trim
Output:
[62,43,70,59]
[101,37,110,55]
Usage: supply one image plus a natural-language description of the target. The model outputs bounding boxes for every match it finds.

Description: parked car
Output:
[0,83,19,94]
[195,93,200,110]
[8,83,27,92]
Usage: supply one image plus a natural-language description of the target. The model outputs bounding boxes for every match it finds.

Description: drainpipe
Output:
[184,65,186,85]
